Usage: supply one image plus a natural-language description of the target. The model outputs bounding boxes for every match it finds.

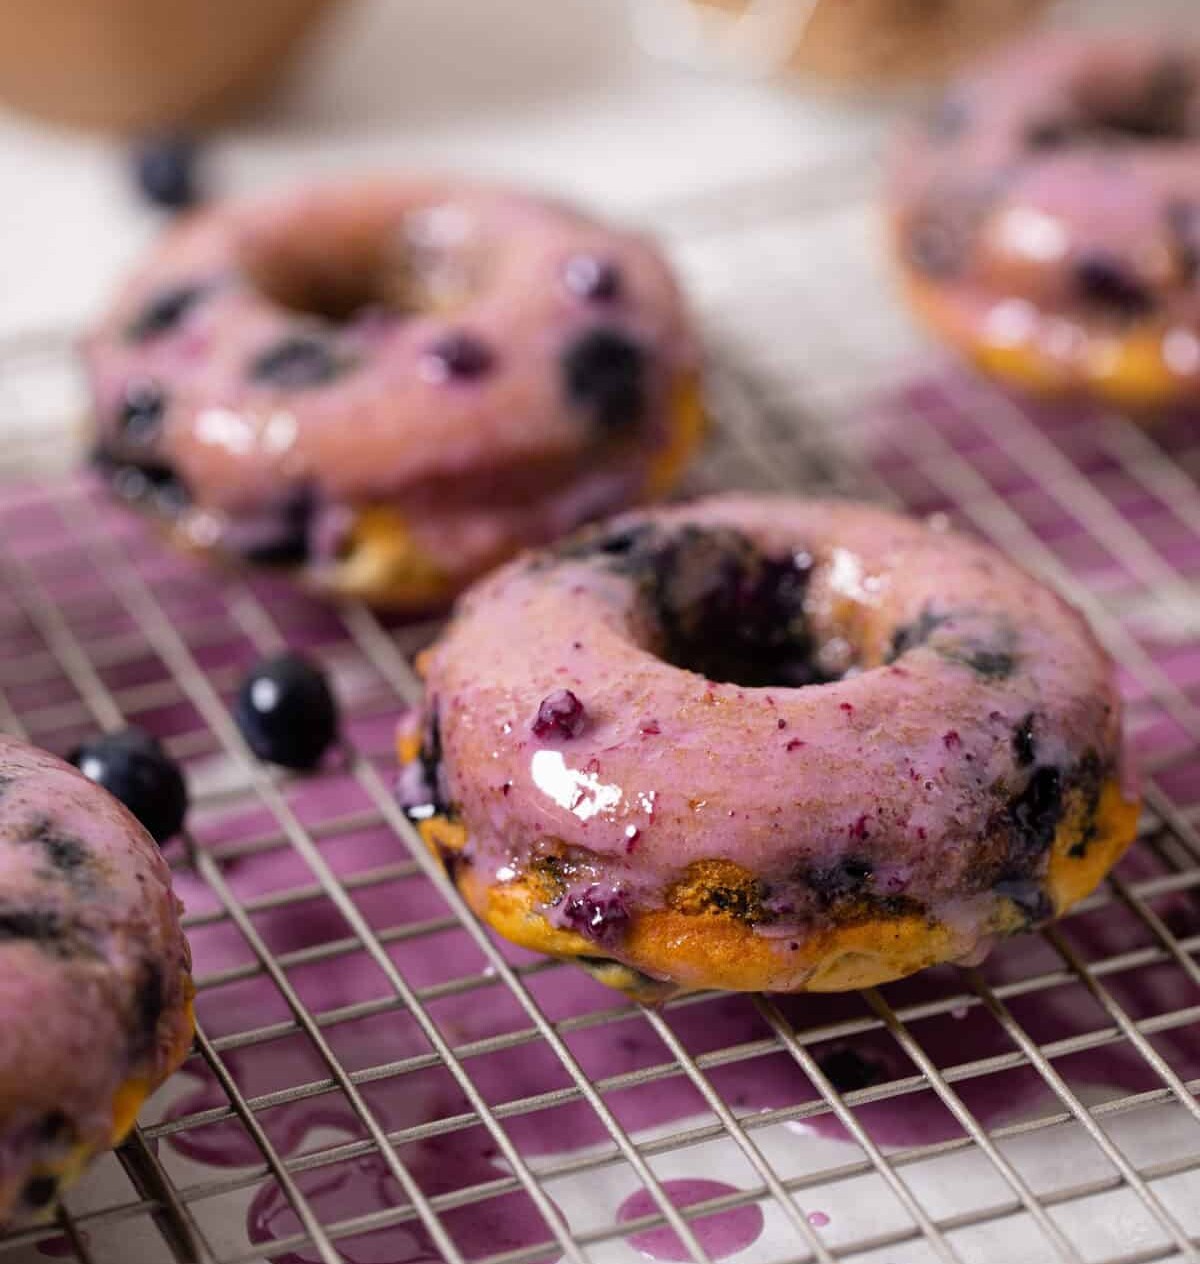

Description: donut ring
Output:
[83,178,703,608]
[891,32,1200,410]
[0,737,193,1224]
[398,495,1138,1001]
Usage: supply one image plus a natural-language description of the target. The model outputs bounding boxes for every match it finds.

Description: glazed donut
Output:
[398,495,1138,1001]
[0,737,193,1223]
[891,31,1200,409]
[83,177,703,608]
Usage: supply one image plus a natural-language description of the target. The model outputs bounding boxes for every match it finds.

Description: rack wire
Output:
[0,156,1196,1264]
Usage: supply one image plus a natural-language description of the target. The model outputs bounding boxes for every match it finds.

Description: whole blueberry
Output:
[234,653,339,770]
[564,255,622,302]
[133,135,201,211]
[421,331,494,382]
[561,327,647,432]
[118,379,167,444]
[69,726,187,844]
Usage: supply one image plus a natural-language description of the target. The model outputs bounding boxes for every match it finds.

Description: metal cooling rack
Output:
[0,157,1196,1264]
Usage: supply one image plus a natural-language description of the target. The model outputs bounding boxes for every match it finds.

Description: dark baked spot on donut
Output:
[21,1175,58,1211]
[1013,714,1037,767]
[667,859,767,924]
[562,884,630,946]
[118,379,167,445]
[126,283,208,343]
[249,335,344,389]
[1074,253,1155,319]
[817,1046,885,1094]
[562,327,647,433]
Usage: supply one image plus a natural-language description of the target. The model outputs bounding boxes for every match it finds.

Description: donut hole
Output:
[243,234,401,324]
[637,526,841,688]
[1029,59,1197,148]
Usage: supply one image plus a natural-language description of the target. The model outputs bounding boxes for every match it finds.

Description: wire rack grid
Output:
[0,157,1195,1264]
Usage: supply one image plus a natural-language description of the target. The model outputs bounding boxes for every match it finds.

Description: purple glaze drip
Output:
[617,1179,764,1262]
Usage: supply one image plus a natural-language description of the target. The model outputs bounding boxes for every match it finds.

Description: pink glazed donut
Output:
[892,32,1200,410]
[0,737,193,1224]
[398,495,1138,1001]
[83,177,703,608]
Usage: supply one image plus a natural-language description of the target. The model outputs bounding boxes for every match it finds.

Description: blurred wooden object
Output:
[656,0,1050,83]
[0,0,338,131]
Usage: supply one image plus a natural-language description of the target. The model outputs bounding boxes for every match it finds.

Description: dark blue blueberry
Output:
[422,331,494,382]
[562,327,646,432]
[1009,766,1063,859]
[1074,253,1154,317]
[1013,714,1037,767]
[564,255,622,301]
[817,1047,884,1094]
[0,908,63,946]
[926,96,970,142]
[887,608,946,662]
[126,283,208,342]
[234,653,339,770]
[69,727,187,844]
[38,1111,69,1142]
[239,488,314,568]
[93,450,190,517]
[249,335,342,389]
[21,1176,58,1210]
[532,689,587,740]
[960,647,1016,679]
[806,857,874,906]
[133,135,200,211]
[118,379,166,444]
[562,885,630,947]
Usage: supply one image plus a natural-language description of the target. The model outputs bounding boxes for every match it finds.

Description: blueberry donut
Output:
[83,178,703,608]
[891,32,1200,409]
[0,737,193,1223]
[398,495,1138,1001]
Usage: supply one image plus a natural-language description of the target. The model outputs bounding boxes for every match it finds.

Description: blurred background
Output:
[0,0,1188,340]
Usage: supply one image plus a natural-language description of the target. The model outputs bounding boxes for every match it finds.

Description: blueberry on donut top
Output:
[0,737,193,1224]
[891,32,1200,409]
[398,495,1138,1001]
[84,177,704,609]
